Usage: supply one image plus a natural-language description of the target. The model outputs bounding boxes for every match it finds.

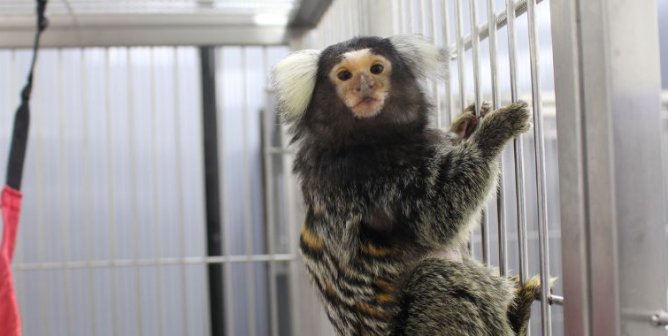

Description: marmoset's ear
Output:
[388,35,449,80]
[272,49,321,123]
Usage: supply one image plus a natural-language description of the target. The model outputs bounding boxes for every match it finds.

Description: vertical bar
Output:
[149,47,165,336]
[505,0,529,284]
[549,0,589,334]
[487,0,507,276]
[199,46,226,336]
[80,49,98,336]
[467,0,482,111]
[430,0,441,126]
[424,0,438,119]
[240,47,258,336]
[441,0,452,125]
[219,48,236,336]
[56,48,73,336]
[468,0,490,266]
[526,1,552,334]
[280,97,300,336]
[126,48,144,336]
[261,47,280,336]
[172,47,189,336]
[104,47,119,336]
[453,0,466,112]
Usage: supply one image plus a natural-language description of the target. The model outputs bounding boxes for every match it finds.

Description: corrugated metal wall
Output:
[0,46,295,336]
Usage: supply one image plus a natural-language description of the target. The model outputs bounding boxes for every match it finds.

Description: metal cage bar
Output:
[505,0,530,286]
[468,0,491,266]
[240,46,259,336]
[219,48,236,336]
[454,0,467,112]
[260,46,281,336]
[440,0,453,126]
[526,0,552,334]
[486,0,507,277]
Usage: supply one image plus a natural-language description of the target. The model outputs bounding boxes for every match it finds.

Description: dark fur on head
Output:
[291,36,429,147]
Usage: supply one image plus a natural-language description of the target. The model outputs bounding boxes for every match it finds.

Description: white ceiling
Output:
[0,0,304,47]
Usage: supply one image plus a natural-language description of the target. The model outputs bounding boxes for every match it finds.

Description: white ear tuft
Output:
[388,35,448,80]
[272,49,321,123]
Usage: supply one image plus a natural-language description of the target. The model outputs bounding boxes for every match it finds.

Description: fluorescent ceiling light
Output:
[253,13,288,26]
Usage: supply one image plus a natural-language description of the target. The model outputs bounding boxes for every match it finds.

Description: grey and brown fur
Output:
[273,35,541,336]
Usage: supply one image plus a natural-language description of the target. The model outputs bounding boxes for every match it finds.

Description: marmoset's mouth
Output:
[351,97,383,118]
[358,97,377,105]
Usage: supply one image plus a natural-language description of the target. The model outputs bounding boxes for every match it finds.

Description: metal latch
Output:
[651,311,668,327]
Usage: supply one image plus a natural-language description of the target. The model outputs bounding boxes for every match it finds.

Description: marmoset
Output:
[273,35,541,336]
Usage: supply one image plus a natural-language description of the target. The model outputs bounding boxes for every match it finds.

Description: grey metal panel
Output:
[551,0,668,335]
[548,0,590,334]
[607,0,668,332]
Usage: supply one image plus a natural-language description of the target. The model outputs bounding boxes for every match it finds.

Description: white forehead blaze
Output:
[342,48,372,61]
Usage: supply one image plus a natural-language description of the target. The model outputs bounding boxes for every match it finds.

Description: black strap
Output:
[5,0,48,190]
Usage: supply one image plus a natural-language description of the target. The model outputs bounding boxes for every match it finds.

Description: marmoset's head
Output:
[273,35,447,143]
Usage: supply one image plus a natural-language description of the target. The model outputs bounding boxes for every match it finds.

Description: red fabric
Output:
[1,186,22,336]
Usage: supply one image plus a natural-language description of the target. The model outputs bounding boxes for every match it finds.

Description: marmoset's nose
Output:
[355,74,375,95]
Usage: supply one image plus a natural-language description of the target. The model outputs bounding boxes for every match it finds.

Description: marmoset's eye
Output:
[337,70,352,81]
[370,64,384,74]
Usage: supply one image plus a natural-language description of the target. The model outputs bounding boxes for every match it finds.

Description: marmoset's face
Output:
[328,49,393,119]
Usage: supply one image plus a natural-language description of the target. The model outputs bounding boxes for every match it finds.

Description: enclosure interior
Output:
[1,1,667,336]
